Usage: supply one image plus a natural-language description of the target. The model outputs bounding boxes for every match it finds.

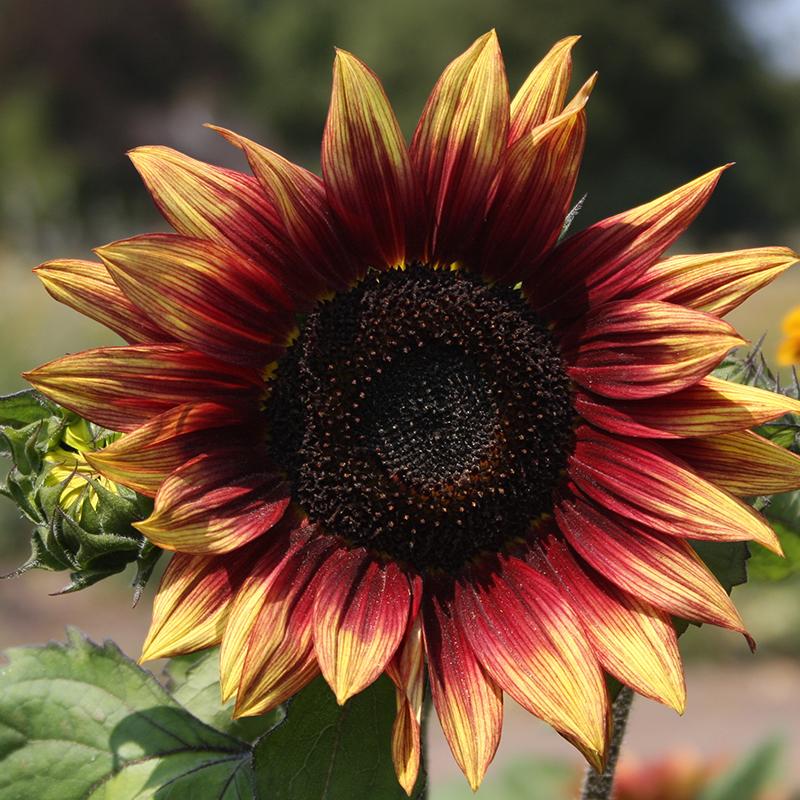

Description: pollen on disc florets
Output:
[265,264,574,573]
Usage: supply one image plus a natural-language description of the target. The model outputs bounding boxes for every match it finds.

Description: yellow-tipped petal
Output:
[323,49,422,268]
[140,549,252,662]
[422,588,503,791]
[668,430,800,496]
[510,35,581,141]
[312,548,410,705]
[34,259,166,344]
[410,30,509,264]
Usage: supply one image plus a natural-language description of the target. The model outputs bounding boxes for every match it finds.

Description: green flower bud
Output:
[0,389,160,599]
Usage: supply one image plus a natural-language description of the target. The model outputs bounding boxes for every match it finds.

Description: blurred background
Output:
[1,0,799,797]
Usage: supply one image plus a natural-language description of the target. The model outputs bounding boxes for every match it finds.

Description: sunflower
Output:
[25,32,800,793]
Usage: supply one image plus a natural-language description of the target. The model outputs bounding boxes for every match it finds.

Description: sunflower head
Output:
[22,31,800,792]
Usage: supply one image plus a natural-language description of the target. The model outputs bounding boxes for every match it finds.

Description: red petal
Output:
[140,540,259,661]
[617,247,798,317]
[456,558,608,771]
[24,344,262,433]
[387,609,424,796]
[530,533,685,713]
[564,300,744,400]
[422,583,502,791]
[231,534,339,716]
[129,146,286,261]
[528,166,729,324]
[313,547,410,704]
[570,427,781,553]
[208,125,359,291]
[410,31,509,265]
[34,259,168,344]
[129,145,323,306]
[323,50,423,267]
[574,376,800,439]
[97,234,295,367]
[479,76,594,283]
[555,489,752,644]
[217,518,313,701]
[509,35,580,143]
[86,402,251,497]
[135,448,290,554]
[666,430,800,496]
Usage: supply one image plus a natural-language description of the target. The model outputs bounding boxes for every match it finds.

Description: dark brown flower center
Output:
[265,265,574,572]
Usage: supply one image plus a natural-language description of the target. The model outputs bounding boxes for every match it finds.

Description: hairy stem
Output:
[580,686,635,800]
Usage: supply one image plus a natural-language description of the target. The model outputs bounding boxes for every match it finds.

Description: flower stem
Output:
[580,686,635,800]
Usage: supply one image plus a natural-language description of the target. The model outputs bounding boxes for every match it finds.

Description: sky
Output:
[735,0,800,75]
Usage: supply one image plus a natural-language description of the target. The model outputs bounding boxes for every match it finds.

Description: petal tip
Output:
[204,123,244,150]
[127,145,160,166]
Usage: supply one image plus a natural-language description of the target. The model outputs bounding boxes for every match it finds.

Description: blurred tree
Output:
[1,0,798,250]
[0,0,237,248]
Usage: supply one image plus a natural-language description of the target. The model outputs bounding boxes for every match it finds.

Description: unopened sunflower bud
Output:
[0,389,160,598]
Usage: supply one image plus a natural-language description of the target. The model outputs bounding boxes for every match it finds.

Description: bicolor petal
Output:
[217,520,310,702]
[232,535,338,716]
[208,124,359,290]
[479,75,594,283]
[422,585,502,791]
[530,533,685,713]
[556,489,752,644]
[457,558,609,772]
[509,35,580,142]
[570,427,782,553]
[529,166,730,323]
[140,543,258,661]
[565,300,744,399]
[128,145,290,265]
[313,547,411,704]
[619,247,798,317]
[24,344,263,433]
[135,449,290,554]
[34,259,168,344]
[666,430,800,496]
[574,376,800,439]
[323,50,423,267]
[85,402,251,497]
[97,234,295,367]
[387,614,424,796]
[410,30,509,264]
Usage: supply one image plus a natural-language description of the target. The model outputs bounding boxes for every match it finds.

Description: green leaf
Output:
[746,491,800,582]
[747,521,800,581]
[0,629,255,800]
[166,648,283,743]
[672,541,749,637]
[0,389,57,428]
[761,489,800,530]
[691,540,749,594]
[698,737,783,800]
[253,675,424,800]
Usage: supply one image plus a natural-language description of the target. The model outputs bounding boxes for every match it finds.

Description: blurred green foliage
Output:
[1,0,799,250]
